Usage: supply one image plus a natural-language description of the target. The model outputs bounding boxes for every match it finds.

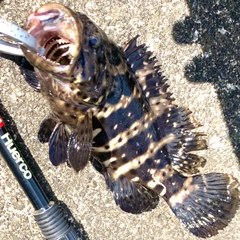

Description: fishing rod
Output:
[0,116,80,240]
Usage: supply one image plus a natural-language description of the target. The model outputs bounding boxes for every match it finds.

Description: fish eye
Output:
[89,36,100,47]
[89,31,101,48]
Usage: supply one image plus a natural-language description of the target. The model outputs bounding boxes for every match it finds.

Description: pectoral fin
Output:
[38,117,58,143]
[67,114,93,172]
[20,57,41,92]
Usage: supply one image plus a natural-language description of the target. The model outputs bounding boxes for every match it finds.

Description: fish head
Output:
[21,3,82,76]
[21,3,115,106]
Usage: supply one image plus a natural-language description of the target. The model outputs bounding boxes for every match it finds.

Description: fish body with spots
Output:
[20,3,239,238]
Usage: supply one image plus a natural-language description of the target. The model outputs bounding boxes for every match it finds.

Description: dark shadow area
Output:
[0,53,23,65]
[0,99,89,239]
[172,0,240,162]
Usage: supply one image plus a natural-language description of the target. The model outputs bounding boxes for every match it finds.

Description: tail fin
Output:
[165,173,239,238]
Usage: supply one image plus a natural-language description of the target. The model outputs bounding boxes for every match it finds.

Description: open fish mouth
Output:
[43,36,72,65]
[21,3,82,75]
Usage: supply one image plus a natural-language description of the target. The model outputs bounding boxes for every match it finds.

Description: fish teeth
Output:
[43,55,60,65]
[45,37,69,55]
[45,38,57,53]
[56,38,69,45]
[42,36,73,65]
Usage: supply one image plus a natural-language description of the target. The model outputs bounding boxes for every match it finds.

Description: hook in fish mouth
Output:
[21,3,82,75]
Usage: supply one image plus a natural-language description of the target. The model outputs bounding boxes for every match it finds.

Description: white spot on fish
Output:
[132,176,139,181]
[147,179,157,189]
[103,157,117,167]
[92,128,102,138]
[173,122,178,128]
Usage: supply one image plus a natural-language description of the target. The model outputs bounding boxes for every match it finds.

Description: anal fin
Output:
[104,171,159,214]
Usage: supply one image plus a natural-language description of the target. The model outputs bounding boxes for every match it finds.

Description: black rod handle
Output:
[0,116,49,210]
[0,116,81,239]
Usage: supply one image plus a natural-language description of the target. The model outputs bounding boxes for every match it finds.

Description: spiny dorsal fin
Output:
[156,106,208,175]
[122,35,173,117]
[122,36,207,175]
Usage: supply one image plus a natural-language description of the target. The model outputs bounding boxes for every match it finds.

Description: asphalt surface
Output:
[0,0,240,239]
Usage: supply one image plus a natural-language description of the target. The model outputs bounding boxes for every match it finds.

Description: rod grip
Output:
[35,202,79,240]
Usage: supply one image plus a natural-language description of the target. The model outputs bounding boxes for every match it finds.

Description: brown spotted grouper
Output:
[20,3,239,238]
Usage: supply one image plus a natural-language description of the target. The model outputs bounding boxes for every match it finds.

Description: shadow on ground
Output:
[172,0,240,162]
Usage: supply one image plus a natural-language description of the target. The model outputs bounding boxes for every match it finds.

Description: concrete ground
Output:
[0,0,240,239]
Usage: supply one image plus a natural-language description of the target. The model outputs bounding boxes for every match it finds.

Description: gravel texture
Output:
[0,0,240,239]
